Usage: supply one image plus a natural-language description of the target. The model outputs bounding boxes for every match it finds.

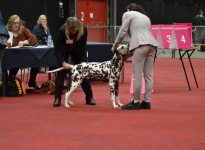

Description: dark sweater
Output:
[54,24,87,66]
[32,24,50,45]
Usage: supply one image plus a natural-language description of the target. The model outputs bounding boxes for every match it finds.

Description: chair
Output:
[20,68,30,83]
[20,67,48,83]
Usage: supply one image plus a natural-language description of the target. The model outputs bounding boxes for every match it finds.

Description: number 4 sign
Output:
[169,25,191,49]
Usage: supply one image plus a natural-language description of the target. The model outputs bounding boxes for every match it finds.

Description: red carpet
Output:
[0,58,205,150]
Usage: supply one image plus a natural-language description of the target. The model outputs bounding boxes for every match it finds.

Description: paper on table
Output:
[10,46,20,48]
[8,31,13,45]
[35,45,48,48]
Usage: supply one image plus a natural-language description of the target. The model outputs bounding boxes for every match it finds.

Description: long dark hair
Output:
[124,3,147,15]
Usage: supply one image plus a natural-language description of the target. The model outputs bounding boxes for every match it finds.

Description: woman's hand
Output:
[41,22,47,29]
[62,62,71,70]
[18,40,28,47]
[111,43,118,53]
[111,47,116,53]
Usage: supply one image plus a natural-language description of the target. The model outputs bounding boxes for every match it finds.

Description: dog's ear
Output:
[114,49,119,54]
[126,44,129,48]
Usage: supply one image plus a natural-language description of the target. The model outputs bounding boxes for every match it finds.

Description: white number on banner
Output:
[181,35,186,43]
[166,35,171,43]
[81,12,84,21]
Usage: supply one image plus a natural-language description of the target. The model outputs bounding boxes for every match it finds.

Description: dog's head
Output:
[116,44,131,61]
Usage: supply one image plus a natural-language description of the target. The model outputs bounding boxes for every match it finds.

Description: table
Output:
[2,47,57,96]
[2,42,113,96]
[3,47,57,69]
[165,48,198,91]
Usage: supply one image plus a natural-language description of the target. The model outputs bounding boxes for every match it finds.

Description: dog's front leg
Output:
[115,91,124,107]
[114,82,123,107]
[109,83,118,108]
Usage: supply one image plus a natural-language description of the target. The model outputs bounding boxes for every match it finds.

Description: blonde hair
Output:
[65,17,84,41]
[37,15,47,24]
[6,14,23,35]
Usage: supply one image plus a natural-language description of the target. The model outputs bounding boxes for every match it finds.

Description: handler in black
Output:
[53,17,96,107]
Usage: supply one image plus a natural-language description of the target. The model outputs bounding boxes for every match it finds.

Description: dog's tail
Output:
[46,67,65,73]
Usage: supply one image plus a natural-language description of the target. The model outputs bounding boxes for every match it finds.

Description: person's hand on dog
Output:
[111,43,120,53]
[111,47,116,53]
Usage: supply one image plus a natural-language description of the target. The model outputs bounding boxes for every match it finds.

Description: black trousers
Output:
[55,51,93,100]
[9,67,39,82]
[54,69,93,100]
[0,44,6,82]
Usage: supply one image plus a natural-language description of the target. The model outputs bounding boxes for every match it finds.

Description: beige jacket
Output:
[115,11,158,50]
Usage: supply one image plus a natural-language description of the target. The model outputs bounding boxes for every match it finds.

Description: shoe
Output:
[53,98,61,107]
[140,101,151,109]
[86,98,96,105]
[122,101,140,110]
[28,80,41,90]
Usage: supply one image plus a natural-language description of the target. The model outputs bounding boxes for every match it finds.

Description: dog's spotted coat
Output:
[64,44,130,108]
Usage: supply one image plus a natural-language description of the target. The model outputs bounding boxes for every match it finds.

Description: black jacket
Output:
[54,24,87,66]
[33,24,48,45]
[193,15,205,26]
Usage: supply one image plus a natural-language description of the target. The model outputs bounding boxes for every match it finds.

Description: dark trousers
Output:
[9,67,39,82]
[54,69,93,100]
[0,44,6,82]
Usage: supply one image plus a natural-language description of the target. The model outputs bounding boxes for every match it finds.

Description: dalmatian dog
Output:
[47,44,131,108]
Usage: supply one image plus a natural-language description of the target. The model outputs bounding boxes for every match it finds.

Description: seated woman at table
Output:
[32,14,51,46]
[6,14,40,90]
[32,15,54,74]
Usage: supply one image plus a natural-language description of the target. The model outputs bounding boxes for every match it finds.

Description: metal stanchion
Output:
[157,49,170,57]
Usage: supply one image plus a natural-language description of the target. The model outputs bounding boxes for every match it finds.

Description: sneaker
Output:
[122,101,140,110]
[140,101,151,109]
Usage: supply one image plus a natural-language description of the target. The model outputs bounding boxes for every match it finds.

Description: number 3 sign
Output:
[169,25,191,49]
[156,25,173,49]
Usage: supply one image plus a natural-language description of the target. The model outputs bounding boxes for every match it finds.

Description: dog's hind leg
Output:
[65,90,72,108]
[65,81,81,108]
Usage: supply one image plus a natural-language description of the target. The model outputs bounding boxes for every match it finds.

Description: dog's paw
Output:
[65,103,70,108]
[69,102,74,106]
[119,103,124,107]
[113,105,119,108]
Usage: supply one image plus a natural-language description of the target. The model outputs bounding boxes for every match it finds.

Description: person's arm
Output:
[203,17,205,25]
[32,26,38,37]
[19,27,37,47]
[32,26,39,45]
[112,12,131,52]
[54,27,71,69]
[115,12,131,44]
[80,26,88,62]
[54,25,67,65]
